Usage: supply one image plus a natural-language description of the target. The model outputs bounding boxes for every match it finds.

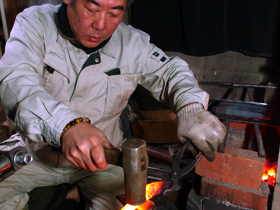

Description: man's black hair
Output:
[70,0,133,9]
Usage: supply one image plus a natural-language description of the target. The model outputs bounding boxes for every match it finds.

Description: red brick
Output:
[200,177,269,210]
[195,146,265,190]
[229,121,248,130]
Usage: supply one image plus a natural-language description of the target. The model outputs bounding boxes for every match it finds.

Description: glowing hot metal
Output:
[121,181,171,210]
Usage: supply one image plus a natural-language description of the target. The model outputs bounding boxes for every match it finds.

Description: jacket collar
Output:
[56,29,119,59]
[99,29,119,59]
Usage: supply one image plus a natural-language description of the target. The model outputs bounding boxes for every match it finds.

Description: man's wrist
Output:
[177,103,204,118]
[60,117,91,140]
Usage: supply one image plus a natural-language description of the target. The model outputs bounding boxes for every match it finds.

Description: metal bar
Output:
[209,100,273,119]
[214,107,271,119]
[146,144,192,167]
[254,123,266,158]
[219,105,269,113]
[0,154,12,175]
[230,88,237,100]
[218,101,269,110]
[0,154,13,183]
[221,88,233,99]
[247,88,254,101]
[209,99,268,108]
[215,114,280,127]
[240,88,247,101]
[272,142,280,209]
[218,119,230,153]
[200,81,279,89]
[0,0,9,41]
[147,176,163,181]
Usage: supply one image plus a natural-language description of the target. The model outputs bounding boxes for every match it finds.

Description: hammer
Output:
[121,138,148,205]
[28,137,149,206]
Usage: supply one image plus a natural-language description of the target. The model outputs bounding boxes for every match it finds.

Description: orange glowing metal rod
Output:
[121,204,138,210]
[121,181,168,210]
[0,164,12,172]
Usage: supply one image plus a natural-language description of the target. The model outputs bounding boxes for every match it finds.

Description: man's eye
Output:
[110,14,118,17]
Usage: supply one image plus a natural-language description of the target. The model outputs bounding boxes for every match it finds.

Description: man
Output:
[0,0,226,209]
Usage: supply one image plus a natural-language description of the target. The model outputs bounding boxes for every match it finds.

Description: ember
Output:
[121,181,165,210]
[262,161,277,186]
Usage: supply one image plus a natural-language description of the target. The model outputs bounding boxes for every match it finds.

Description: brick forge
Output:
[195,121,271,210]
[200,177,269,210]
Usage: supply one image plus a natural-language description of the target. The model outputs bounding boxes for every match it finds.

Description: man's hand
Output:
[61,122,115,171]
[177,103,226,162]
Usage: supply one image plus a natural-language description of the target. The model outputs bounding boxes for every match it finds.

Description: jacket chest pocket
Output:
[104,74,140,119]
[41,64,71,102]
[42,51,71,101]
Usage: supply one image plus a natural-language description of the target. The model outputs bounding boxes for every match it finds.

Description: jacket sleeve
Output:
[0,11,81,147]
[140,43,209,112]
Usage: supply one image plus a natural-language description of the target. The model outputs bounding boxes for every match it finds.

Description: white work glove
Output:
[177,103,226,162]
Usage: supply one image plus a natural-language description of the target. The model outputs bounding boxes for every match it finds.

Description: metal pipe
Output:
[146,144,192,167]
[0,0,9,42]
[0,154,12,175]
[200,81,279,89]
[218,119,230,153]
[254,123,266,158]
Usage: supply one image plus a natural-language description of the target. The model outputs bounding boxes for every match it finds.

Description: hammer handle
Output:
[146,144,192,167]
[29,141,123,168]
[104,148,122,167]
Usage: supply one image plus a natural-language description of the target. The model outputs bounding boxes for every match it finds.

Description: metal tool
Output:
[116,180,173,207]
[122,138,149,205]
[199,81,279,89]
[0,146,33,183]
[162,140,203,196]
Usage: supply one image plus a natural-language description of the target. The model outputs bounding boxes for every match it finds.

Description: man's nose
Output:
[92,12,106,31]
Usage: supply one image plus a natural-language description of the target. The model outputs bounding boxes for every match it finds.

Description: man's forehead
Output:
[87,0,127,9]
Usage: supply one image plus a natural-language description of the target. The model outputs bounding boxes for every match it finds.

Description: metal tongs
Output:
[162,140,203,196]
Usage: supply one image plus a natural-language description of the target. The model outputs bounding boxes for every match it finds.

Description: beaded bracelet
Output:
[60,117,91,139]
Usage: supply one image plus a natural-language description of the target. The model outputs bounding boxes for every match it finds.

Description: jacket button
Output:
[95,58,99,63]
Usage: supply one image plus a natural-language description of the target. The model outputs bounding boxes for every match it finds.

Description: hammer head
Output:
[122,138,149,206]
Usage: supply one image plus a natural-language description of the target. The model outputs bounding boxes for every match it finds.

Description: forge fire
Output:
[262,161,277,186]
[121,181,165,210]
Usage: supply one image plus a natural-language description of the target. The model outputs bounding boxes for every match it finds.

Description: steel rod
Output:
[215,115,280,127]
[218,119,230,153]
[254,123,266,158]
[200,81,279,89]
[0,154,12,175]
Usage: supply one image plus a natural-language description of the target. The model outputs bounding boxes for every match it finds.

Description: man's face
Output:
[63,0,127,48]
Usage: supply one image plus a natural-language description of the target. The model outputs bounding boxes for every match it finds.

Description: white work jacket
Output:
[0,4,209,149]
